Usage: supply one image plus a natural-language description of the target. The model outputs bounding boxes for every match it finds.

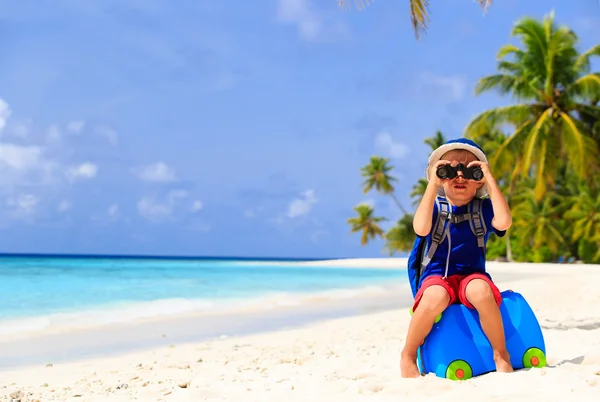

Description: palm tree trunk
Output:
[390,193,408,215]
[504,191,514,262]
[506,232,512,261]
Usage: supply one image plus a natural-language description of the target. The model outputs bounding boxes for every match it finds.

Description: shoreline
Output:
[0,282,413,371]
[0,257,406,343]
[249,257,409,268]
[0,281,404,342]
[0,257,567,346]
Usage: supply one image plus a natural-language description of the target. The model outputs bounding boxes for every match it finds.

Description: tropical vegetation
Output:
[347,12,600,263]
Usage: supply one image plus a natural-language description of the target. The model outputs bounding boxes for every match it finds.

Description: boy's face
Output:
[439,149,483,205]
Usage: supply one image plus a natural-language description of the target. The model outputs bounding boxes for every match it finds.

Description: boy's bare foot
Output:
[494,351,514,373]
[400,354,421,378]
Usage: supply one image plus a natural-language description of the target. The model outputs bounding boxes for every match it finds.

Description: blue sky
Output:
[0,0,598,259]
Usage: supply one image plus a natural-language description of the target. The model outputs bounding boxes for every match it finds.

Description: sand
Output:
[1,259,600,401]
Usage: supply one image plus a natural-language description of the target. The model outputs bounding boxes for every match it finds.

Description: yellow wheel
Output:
[445,360,473,381]
[409,307,441,323]
[522,347,546,368]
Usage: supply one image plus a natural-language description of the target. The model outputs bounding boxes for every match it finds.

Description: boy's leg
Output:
[400,276,455,378]
[459,274,513,373]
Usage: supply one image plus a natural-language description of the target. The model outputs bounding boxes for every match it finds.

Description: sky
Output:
[0,0,598,259]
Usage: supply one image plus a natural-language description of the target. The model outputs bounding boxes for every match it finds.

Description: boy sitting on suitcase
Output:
[400,138,514,378]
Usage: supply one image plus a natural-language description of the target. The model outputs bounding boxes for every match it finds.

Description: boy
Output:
[400,138,513,378]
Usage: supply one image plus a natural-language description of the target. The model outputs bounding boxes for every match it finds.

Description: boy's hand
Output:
[466,160,494,183]
[430,160,452,187]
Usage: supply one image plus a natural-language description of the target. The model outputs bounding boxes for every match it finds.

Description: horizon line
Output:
[0,252,349,261]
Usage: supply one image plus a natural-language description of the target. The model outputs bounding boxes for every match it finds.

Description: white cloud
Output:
[0,99,11,133]
[374,132,409,159]
[0,144,43,170]
[287,189,317,218]
[276,0,347,42]
[136,162,177,182]
[7,194,39,217]
[360,198,375,208]
[138,197,171,221]
[58,200,72,212]
[66,120,85,134]
[277,0,321,40]
[0,98,116,224]
[137,190,190,222]
[108,204,119,218]
[191,200,203,212]
[419,72,466,101]
[0,142,57,190]
[66,162,98,181]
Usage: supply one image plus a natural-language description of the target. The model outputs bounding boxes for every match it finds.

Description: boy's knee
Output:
[464,278,495,306]
[417,285,450,313]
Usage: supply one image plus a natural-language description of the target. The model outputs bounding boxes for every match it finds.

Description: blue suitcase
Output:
[413,289,547,380]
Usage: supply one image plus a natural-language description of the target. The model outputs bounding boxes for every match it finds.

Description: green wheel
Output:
[522,347,546,368]
[445,360,473,381]
[409,307,442,323]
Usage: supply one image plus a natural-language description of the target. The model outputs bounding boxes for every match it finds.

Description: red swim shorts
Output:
[412,273,502,312]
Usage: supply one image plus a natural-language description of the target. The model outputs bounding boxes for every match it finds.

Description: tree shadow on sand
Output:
[551,355,586,367]
[541,321,600,331]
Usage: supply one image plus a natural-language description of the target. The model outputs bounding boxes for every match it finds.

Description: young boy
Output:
[400,138,513,378]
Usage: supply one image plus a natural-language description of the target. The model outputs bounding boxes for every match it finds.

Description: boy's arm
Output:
[467,161,512,231]
[413,159,450,237]
[413,181,439,236]
[486,177,512,231]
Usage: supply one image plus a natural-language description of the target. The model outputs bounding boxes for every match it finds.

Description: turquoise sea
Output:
[0,254,407,338]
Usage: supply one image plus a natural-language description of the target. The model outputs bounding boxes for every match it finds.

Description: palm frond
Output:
[573,44,600,73]
[565,73,600,102]
[464,104,539,138]
[559,111,600,177]
[521,108,552,174]
[337,0,493,39]
[496,44,523,60]
[474,74,532,99]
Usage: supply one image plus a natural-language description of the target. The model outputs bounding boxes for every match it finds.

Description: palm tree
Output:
[407,131,447,206]
[424,130,446,150]
[564,184,600,246]
[580,102,600,163]
[337,0,493,39]
[361,156,407,214]
[466,122,520,261]
[347,203,387,245]
[511,188,566,258]
[384,214,416,254]
[410,178,429,207]
[464,11,600,200]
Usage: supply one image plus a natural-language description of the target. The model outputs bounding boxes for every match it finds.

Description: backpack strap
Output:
[421,197,450,269]
[467,198,487,251]
[420,198,488,271]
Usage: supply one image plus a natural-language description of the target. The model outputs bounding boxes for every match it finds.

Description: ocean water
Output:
[0,255,406,338]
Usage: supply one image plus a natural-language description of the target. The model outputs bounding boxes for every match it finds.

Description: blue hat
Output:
[426,137,489,197]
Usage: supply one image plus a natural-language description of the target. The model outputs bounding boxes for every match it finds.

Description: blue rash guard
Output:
[419,197,506,283]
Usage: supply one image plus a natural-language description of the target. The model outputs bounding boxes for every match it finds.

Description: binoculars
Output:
[436,163,484,181]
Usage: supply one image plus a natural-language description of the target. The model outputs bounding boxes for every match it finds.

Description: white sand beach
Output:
[2,259,600,401]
